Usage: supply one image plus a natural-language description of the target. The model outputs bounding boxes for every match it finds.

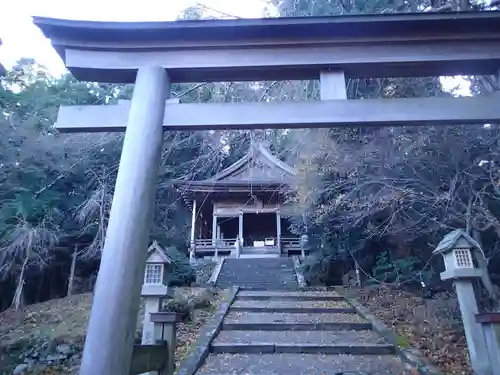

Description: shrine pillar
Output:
[190,199,197,260]
[276,210,281,254]
[238,212,244,247]
[212,213,218,245]
[79,66,169,375]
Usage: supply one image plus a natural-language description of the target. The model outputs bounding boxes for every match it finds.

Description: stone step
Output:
[218,274,296,278]
[218,274,293,277]
[219,268,294,272]
[223,259,294,265]
[210,342,395,355]
[217,283,297,289]
[223,312,371,331]
[217,283,297,292]
[230,300,356,313]
[222,321,373,331]
[217,277,296,282]
[235,295,345,301]
[236,290,343,301]
[196,353,410,375]
[236,283,298,286]
[211,330,395,355]
[218,278,296,282]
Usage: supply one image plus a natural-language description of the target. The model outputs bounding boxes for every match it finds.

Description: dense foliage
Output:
[0,0,499,311]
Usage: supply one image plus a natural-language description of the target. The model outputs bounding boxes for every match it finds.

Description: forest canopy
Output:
[0,0,499,310]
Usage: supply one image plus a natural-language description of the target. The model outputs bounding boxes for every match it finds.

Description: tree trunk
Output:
[12,256,28,310]
[67,245,78,297]
[466,188,473,234]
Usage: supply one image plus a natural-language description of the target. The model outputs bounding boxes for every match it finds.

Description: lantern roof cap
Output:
[433,229,482,255]
[146,240,173,264]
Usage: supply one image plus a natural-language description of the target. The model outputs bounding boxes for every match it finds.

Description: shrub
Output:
[164,246,196,286]
[371,251,422,284]
[191,287,217,309]
[301,252,344,286]
[163,295,192,319]
[163,287,218,321]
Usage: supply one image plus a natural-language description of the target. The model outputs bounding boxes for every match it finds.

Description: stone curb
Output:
[207,257,225,284]
[175,286,239,375]
[341,289,445,375]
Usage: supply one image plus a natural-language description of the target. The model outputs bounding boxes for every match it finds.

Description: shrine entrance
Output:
[34,12,500,375]
[173,141,306,258]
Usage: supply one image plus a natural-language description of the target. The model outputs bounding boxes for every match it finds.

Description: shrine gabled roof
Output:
[173,142,296,193]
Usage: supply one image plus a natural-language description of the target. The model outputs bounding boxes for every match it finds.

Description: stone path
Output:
[196,289,414,374]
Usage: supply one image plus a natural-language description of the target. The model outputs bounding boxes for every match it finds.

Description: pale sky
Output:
[0,0,470,95]
[0,0,269,75]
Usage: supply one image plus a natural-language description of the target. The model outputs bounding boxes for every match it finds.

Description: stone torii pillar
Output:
[79,66,169,375]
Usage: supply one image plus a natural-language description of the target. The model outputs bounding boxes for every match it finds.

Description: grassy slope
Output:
[0,288,223,374]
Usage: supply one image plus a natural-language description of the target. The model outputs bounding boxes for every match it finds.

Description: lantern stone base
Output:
[440,268,483,281]
[151,312,183,375]
[476,313,500,375]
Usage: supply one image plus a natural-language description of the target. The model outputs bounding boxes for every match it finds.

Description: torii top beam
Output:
[34,12,500,83]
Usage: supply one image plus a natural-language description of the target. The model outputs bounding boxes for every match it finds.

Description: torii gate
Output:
[34,12,500,375]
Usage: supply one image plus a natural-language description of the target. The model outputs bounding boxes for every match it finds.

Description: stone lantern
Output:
[433,229,491,375]
[141,241,174,345]
[434,229,485,279]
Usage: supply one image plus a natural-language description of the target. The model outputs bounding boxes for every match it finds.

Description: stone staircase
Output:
[196,289,414,375]
[215,258,298,290]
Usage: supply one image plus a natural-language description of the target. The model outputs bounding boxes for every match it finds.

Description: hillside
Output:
[0,287,223,375]
[345,286,472,375]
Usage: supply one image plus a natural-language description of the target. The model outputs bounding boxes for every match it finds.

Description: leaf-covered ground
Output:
[343,285,472,375]
[0,287,223,374]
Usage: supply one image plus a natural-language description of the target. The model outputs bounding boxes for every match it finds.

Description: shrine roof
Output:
[173,142,296,194]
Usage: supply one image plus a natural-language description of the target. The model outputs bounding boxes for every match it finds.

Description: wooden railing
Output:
[281,237,307,256]
[193,238,238,257]
[192,237,309,257]
[195,238,238,248]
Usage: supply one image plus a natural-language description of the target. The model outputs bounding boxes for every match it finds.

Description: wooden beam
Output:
[56,94,500,133]
[62,39,500,82]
